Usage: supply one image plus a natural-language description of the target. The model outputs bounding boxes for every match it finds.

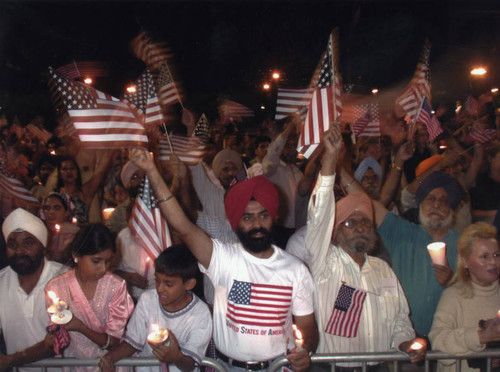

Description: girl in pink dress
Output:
[45,224,134,371]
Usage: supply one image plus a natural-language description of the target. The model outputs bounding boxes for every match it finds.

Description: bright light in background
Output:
[272,72,280,80]
[431,110,436,114]
[371,88,379,95]
[491,87,499,93]
[126,85,137,94]
[260,105,265,110]
[470,67,487,76]
[83,77,93,85]
[263,83,271,90]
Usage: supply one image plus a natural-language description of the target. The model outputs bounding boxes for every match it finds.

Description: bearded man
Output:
[0,208,66,371]
[129,148,318,372]
[305,127,425,372]
[374,171,462,337]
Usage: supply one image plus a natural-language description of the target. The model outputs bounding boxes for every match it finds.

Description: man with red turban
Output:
[304,126,426,371]
[129,148,318,372]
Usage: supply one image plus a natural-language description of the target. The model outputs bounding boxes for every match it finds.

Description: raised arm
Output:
[129,148,213,268]
[81,149,115,205]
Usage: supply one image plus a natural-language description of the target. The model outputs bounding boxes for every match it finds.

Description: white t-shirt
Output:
[200,239,314,361]
[124,289,212,372]
[0,260,66,362]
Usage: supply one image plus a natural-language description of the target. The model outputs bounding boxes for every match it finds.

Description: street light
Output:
[83,77,93,85]
[272,72,280,80]
[126,85,137,94]
[470,67,487,76]
[263,83,271,91]
[371,88,379,95]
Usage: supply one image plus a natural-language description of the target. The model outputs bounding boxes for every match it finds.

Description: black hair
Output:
[154,244,199,282]
[56,156,82,190]
[44,192,69,211]
[69,223,116,257]
[255,135,271,147]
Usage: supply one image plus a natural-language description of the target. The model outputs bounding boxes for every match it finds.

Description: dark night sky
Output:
[1,1,499,128]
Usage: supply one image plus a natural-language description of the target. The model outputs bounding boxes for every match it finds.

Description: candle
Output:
[292,324,304,352]
[47,291,68,314]
[54,224,61,251]
[497,310,500,319]
[410,341,424,351]
[50,150,56,155]
[71,217,78,224]
[144,257,151,279]
[427,242,447,266]
[102,208,115,222]
[147,324,169,344]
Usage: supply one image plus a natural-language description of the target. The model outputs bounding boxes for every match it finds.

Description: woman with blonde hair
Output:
[429,222,500,372]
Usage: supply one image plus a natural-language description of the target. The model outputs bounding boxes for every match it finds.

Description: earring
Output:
[74,258,79,263]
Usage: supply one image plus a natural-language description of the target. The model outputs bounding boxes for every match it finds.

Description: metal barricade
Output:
[19,357,226,372]
[267,349,500,372]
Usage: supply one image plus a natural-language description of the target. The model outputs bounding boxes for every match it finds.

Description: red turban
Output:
[335,192,374,230]
[224,176,279,230]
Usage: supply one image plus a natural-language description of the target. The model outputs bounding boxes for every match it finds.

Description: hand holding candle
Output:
[147,324,169,345]
[427,242,447,266]
[102,208,115,222]
[47,290,73,325]
[292,324,304,352]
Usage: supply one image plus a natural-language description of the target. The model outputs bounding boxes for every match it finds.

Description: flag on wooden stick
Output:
[218,99,254,124]
[275,87,313,120]
[352,103,380,137]
[158,133,205,166]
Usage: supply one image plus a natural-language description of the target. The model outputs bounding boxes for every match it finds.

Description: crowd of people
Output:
[0,102,499,372]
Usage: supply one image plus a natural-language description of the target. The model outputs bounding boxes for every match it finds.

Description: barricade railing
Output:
[267,349,500,372]
[16,349,500,372]
[18,357,225,372]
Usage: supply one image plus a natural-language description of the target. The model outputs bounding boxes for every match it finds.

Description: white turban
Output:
[2,208,48,247]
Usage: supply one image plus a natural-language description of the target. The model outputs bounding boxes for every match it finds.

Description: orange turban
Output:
[335,192,374,230]
[415,155,443,178]
[224,176,279,230]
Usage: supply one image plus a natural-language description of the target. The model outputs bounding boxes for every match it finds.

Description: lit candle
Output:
[292,324,304,352]
[427,242,447,266]
[102,208,115,222]
[144,257,151,279]
[497,310,500,319]
[50,150,56,155]
[147,324,169,344]
[71,217,78,224]
[54,224,61,251]
[410,341,424,351]
[46,291,72,324]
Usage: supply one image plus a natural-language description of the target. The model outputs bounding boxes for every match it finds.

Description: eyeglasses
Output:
[342,218,373,230]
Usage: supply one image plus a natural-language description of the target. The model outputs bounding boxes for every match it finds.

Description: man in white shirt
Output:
[305,127,426,372]
[0,208,65,371]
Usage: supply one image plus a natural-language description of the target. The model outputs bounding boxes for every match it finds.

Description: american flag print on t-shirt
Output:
[325,284,366,338]
[227,280,293,327]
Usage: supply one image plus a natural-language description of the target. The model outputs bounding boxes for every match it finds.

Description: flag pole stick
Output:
[163,61,184,110]
[161,123,175,155]
[330,31,337,122]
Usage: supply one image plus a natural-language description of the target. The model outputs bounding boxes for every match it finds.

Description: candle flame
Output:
[151,323,159,332]
[295,329,303,340]
[50,150,56,155]
[55,224,61,232]
[146,257,151,263]
[48,290,58,303]
[72,217,78,224]
[410,341,423,350]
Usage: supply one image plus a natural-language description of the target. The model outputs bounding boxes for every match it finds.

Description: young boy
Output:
[99,244,212,372]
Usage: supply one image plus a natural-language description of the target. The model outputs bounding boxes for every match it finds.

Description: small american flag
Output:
[157,61,182,108]
[130,31,172,71]
[158,134,205,166]
[0,173,41,209]
[416,98,442,141]
[229,165,248,187]
[299,28,342,158]
[48,67,148,149]
[193,113,210,144]
[218,99,254,124]
[324,284,366,338]
[275,87,313,120]
[352,103,380,137]
[470,128,497,144]
[227,280,292,327]
[26,123,52,143]
[55,61,109,80]
[129,176,172,260]
[395,39,431,130]
[464,95,480,118]
[123,69,164,128]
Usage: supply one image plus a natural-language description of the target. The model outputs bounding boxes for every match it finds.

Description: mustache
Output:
[247,228,270,237]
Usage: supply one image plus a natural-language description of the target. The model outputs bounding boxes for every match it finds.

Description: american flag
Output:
[157,61,182,108]
[218,99,254,124]
[324,284,366,338]
[123,69,163,128]
[48,67,148,149]
[26,123,52,143]
[55,61,109,80]
[0,173,41,209]
[464,95,480,118]
[299,28,342,158]
[129,176,172,260]
[158,134,205,166]
[470,128,497,144]
[229,165,248,187]
[416,97,443,141]
[395,39,431,128]
[352,103,380,137]
[275,87,313,120]
[130,31,171,71]
[226,280,292,327]
[193,113,210,144]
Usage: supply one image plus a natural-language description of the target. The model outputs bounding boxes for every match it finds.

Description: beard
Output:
[236,227,273,253]
[8,249,44,275]
[419,207,453,231]
[334,229,377,254]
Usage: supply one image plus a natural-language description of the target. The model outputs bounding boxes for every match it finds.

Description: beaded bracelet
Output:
[155,194,174,204]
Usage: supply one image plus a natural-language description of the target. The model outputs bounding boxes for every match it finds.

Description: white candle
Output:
[54,224,61,251]
[147,324,169,344]
[144,257,151,279]
[427,242,447,266]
